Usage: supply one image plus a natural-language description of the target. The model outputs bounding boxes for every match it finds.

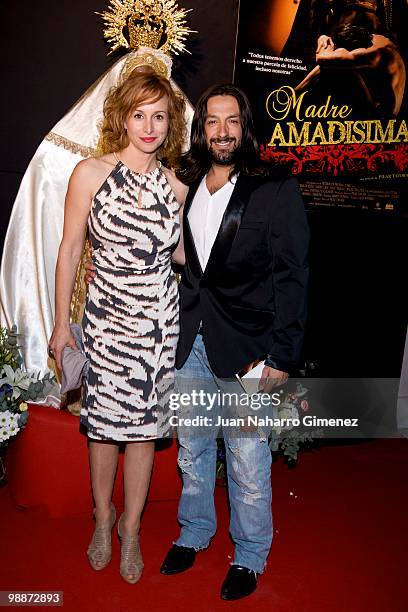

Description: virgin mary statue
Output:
[0,1,194,399]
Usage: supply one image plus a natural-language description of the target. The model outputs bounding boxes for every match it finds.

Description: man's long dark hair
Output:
[176,84,268,185]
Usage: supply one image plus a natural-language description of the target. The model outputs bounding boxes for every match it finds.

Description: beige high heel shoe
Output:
[87,503,116,571]
[117,514,144,584]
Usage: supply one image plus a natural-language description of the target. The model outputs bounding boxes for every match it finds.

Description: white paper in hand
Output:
[236,360,265,396]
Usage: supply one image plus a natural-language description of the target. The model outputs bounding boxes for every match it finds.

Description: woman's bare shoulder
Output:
[162,166,188,204]
[70,154,118,193]
[75,154,116,173]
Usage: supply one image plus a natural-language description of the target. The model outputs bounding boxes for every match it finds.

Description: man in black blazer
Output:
[160,84,310,600]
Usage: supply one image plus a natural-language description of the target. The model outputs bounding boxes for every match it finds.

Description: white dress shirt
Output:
[188,175,237,271]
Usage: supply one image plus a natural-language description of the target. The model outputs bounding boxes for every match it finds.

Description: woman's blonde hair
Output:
[99,67,186,168]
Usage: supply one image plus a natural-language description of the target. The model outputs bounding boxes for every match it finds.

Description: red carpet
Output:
[1,439,407,612]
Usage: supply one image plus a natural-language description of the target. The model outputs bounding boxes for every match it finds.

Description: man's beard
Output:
[208,138,240,165]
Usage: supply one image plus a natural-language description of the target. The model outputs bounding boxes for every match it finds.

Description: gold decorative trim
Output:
[45,132,96,158]
[70,237,92,324]
[121,47,173,80]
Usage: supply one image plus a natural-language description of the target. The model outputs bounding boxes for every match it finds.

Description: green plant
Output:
[0,326,55,447]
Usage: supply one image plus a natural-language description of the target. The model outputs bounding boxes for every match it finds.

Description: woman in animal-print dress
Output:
[49,68,187,584]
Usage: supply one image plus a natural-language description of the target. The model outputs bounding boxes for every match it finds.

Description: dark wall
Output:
[304,209,407,377]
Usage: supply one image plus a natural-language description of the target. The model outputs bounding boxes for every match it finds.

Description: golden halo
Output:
[97,0,194,56]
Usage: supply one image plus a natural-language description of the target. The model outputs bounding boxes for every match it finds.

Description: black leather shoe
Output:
[220,565,258,600]
[160,544,197,574]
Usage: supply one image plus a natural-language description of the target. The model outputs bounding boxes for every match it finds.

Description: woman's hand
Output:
[48,325,77,371]
[171,203,186,265]
[162,168,187,266]
[84,259,97,283]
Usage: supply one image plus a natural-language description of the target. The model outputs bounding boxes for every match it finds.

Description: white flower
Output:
[275,405,300,431]
[0,409,21,443]
[0,424,19,442]
[0,364,37,400]
[0,411,14,428]
[294,384,308,398]
[0,427,11,441]
[279,406,299,420]
[8,420,20,436]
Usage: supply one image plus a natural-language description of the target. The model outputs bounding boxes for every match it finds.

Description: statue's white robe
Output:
[0,51,193,390]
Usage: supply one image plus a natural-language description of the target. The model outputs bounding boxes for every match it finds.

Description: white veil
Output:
[0,49,194,391]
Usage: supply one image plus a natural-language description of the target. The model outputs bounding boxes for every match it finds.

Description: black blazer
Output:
[176,174,310,377]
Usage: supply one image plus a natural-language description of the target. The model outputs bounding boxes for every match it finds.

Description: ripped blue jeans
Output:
[174,334,272,574]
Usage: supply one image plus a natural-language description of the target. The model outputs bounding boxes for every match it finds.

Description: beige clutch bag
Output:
[60,324,89,394]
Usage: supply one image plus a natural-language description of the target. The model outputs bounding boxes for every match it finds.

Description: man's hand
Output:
[84,259,96,284]
[259,366,288,393]
[316,34,334,54]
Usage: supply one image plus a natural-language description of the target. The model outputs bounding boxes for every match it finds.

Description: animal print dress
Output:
[80,160,180,441]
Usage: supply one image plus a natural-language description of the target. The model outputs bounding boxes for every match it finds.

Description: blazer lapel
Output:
[203,175,254,278]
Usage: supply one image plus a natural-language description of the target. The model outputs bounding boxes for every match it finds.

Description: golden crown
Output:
[97,0,194,56]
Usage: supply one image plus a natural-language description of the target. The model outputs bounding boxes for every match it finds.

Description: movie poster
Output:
[234,0,408,212]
